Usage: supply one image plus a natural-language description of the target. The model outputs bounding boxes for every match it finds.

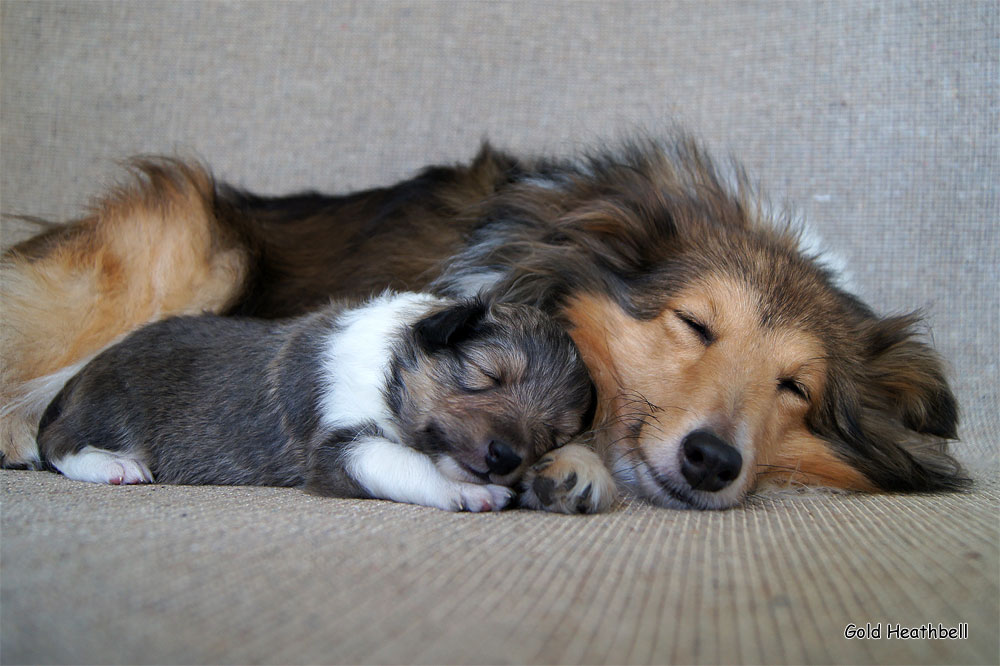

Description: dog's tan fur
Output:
[0,137,966,510]
[564,285,876,502]
[1,162,247,463]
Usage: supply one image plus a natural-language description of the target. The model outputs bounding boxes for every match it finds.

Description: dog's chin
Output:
[611,444,749,510]
[436,455,495,484]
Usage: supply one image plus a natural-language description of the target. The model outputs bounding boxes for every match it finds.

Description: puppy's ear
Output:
[414,299,489,352]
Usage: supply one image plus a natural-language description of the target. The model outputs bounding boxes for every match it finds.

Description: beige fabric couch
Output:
[2,2,996,663]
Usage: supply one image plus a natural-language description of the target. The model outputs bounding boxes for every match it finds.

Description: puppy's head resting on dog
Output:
[437,138,969,509]
[391,299,596,487]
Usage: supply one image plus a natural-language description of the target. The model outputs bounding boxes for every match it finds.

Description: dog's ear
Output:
[863,315,958,439]
[414,299,489,352]
[839,314,969,491]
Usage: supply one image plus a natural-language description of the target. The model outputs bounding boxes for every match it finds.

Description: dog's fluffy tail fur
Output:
[1,159,247,466]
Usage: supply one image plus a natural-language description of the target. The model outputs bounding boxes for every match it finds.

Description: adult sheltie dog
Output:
[0,132,968,511]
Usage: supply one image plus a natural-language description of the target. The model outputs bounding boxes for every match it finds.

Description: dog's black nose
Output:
[681,430,742,492]
[486,440,522,475]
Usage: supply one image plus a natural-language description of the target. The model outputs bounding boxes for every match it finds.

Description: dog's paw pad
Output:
[531,475,558,506]
[521,444,616,514]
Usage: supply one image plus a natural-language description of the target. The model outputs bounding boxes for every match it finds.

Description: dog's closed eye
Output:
[778,377,810,402]
[675,310,715,345]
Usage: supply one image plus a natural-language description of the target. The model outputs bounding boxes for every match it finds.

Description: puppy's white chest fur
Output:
[318,292,444,440]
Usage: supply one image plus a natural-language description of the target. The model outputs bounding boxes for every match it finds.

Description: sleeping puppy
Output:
[35,292,598,512]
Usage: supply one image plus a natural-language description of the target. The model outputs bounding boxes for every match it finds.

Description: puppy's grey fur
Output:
[36,292,595,512]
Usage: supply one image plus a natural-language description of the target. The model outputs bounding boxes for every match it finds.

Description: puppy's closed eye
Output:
[460,365,501,392]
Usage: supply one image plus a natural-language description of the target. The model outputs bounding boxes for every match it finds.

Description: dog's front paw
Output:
[520,444,616,514]
[454,483,514,512]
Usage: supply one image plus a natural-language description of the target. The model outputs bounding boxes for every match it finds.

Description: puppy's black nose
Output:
[681,430,742,492]
[486,440,522,476]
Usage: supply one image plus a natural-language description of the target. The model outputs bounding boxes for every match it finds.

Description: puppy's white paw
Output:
[52,447,153,485]
[453,483,514,512]
[520,443,617,514]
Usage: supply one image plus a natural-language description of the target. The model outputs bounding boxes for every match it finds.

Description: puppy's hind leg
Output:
[319,437,514,512]
[50,446,153,485]
[37,392,153,485]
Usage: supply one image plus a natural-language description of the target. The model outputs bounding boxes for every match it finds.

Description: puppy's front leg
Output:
[343,437,514,512]
[520,443,617,514]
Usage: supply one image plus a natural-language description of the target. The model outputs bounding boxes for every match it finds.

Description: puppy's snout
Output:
[486,440,522,476]
[680,430,742,492]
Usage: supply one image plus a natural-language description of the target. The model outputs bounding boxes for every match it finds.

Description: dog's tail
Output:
[1,158,249,467]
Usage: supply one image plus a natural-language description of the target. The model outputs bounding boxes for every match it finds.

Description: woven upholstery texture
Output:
[3,472,997,665]
[1,1,997,664]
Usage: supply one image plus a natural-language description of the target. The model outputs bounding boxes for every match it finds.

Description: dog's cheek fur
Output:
[756,427,878,491]
[389,350,489,464]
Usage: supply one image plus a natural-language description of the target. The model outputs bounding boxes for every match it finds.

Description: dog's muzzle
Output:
[680,430,742,492]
